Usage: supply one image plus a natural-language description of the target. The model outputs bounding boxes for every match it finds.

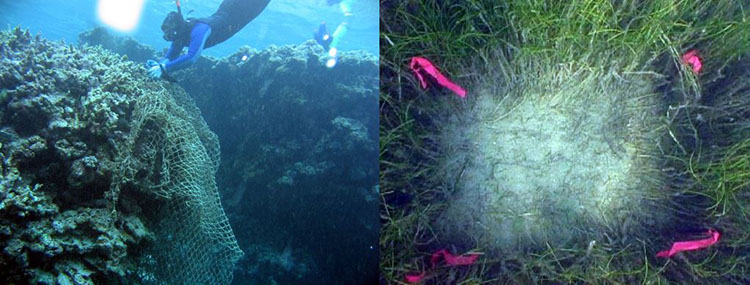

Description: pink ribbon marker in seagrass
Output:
[682,49,703,74]
[409,57,467,98]
[656,228,720,258]
[405,249,481,283]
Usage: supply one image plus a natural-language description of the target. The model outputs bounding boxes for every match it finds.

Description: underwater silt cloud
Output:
[434,53,671,251]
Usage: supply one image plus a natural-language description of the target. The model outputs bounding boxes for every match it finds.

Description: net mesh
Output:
[111,86,242,284]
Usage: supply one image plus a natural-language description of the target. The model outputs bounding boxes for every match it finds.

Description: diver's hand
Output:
[147,64,163,79]
[146,59,159,68]
[146,59,166,79]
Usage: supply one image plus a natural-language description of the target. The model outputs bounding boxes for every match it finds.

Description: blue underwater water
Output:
[0,0,379,284]
[0,0,378,57]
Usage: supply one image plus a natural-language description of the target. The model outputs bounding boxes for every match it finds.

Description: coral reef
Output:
[79,28,380,283]
[235,242,316,283]
[77,27,158,64]
[178,42,379,285]
[0,27,148,283]
[0,27,240,284]
[78,31,379,194]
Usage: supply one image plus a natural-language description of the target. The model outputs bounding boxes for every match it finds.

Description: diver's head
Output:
[161,11,185,41]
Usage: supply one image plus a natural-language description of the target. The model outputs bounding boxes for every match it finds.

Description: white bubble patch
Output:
[436,62,664,250]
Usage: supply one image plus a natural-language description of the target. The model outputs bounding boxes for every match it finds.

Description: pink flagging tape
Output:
[405,249,481,283]
[682,49,703,74]
[656,228,720,258]
[431,249,480,266]
[404,272,426,283]
[409,57,467,98]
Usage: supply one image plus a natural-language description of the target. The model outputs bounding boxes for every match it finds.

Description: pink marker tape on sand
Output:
[409,57,467,98]
[431,249,480,266]
[682,49,703,74]
[404,272,425,283]
[405,249,480,283]
[656,228,720,258]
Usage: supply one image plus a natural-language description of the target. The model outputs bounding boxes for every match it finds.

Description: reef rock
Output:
[79,28,380,284]
[1,27,239,284]
[0,27,149,283]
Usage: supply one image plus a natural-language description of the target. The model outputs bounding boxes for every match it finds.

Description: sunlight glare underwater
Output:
[97,0,144,32]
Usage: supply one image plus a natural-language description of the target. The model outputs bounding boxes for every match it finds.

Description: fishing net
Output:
[111,86,242,284]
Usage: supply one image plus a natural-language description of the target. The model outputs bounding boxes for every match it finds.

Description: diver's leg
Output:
[339,0,355,16]
[329,22,348,50]
[216,0,270,23]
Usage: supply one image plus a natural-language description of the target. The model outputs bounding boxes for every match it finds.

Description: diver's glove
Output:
[146,59,166,79]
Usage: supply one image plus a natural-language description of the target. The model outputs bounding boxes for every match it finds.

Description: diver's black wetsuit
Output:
[199,0,271,48]
[162,0,270,72]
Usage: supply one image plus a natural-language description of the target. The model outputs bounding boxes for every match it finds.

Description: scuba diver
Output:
[313,0,355,68]
[147,0,271,79]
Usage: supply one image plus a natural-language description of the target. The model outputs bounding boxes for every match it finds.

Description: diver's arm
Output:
[163,22,212,72]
